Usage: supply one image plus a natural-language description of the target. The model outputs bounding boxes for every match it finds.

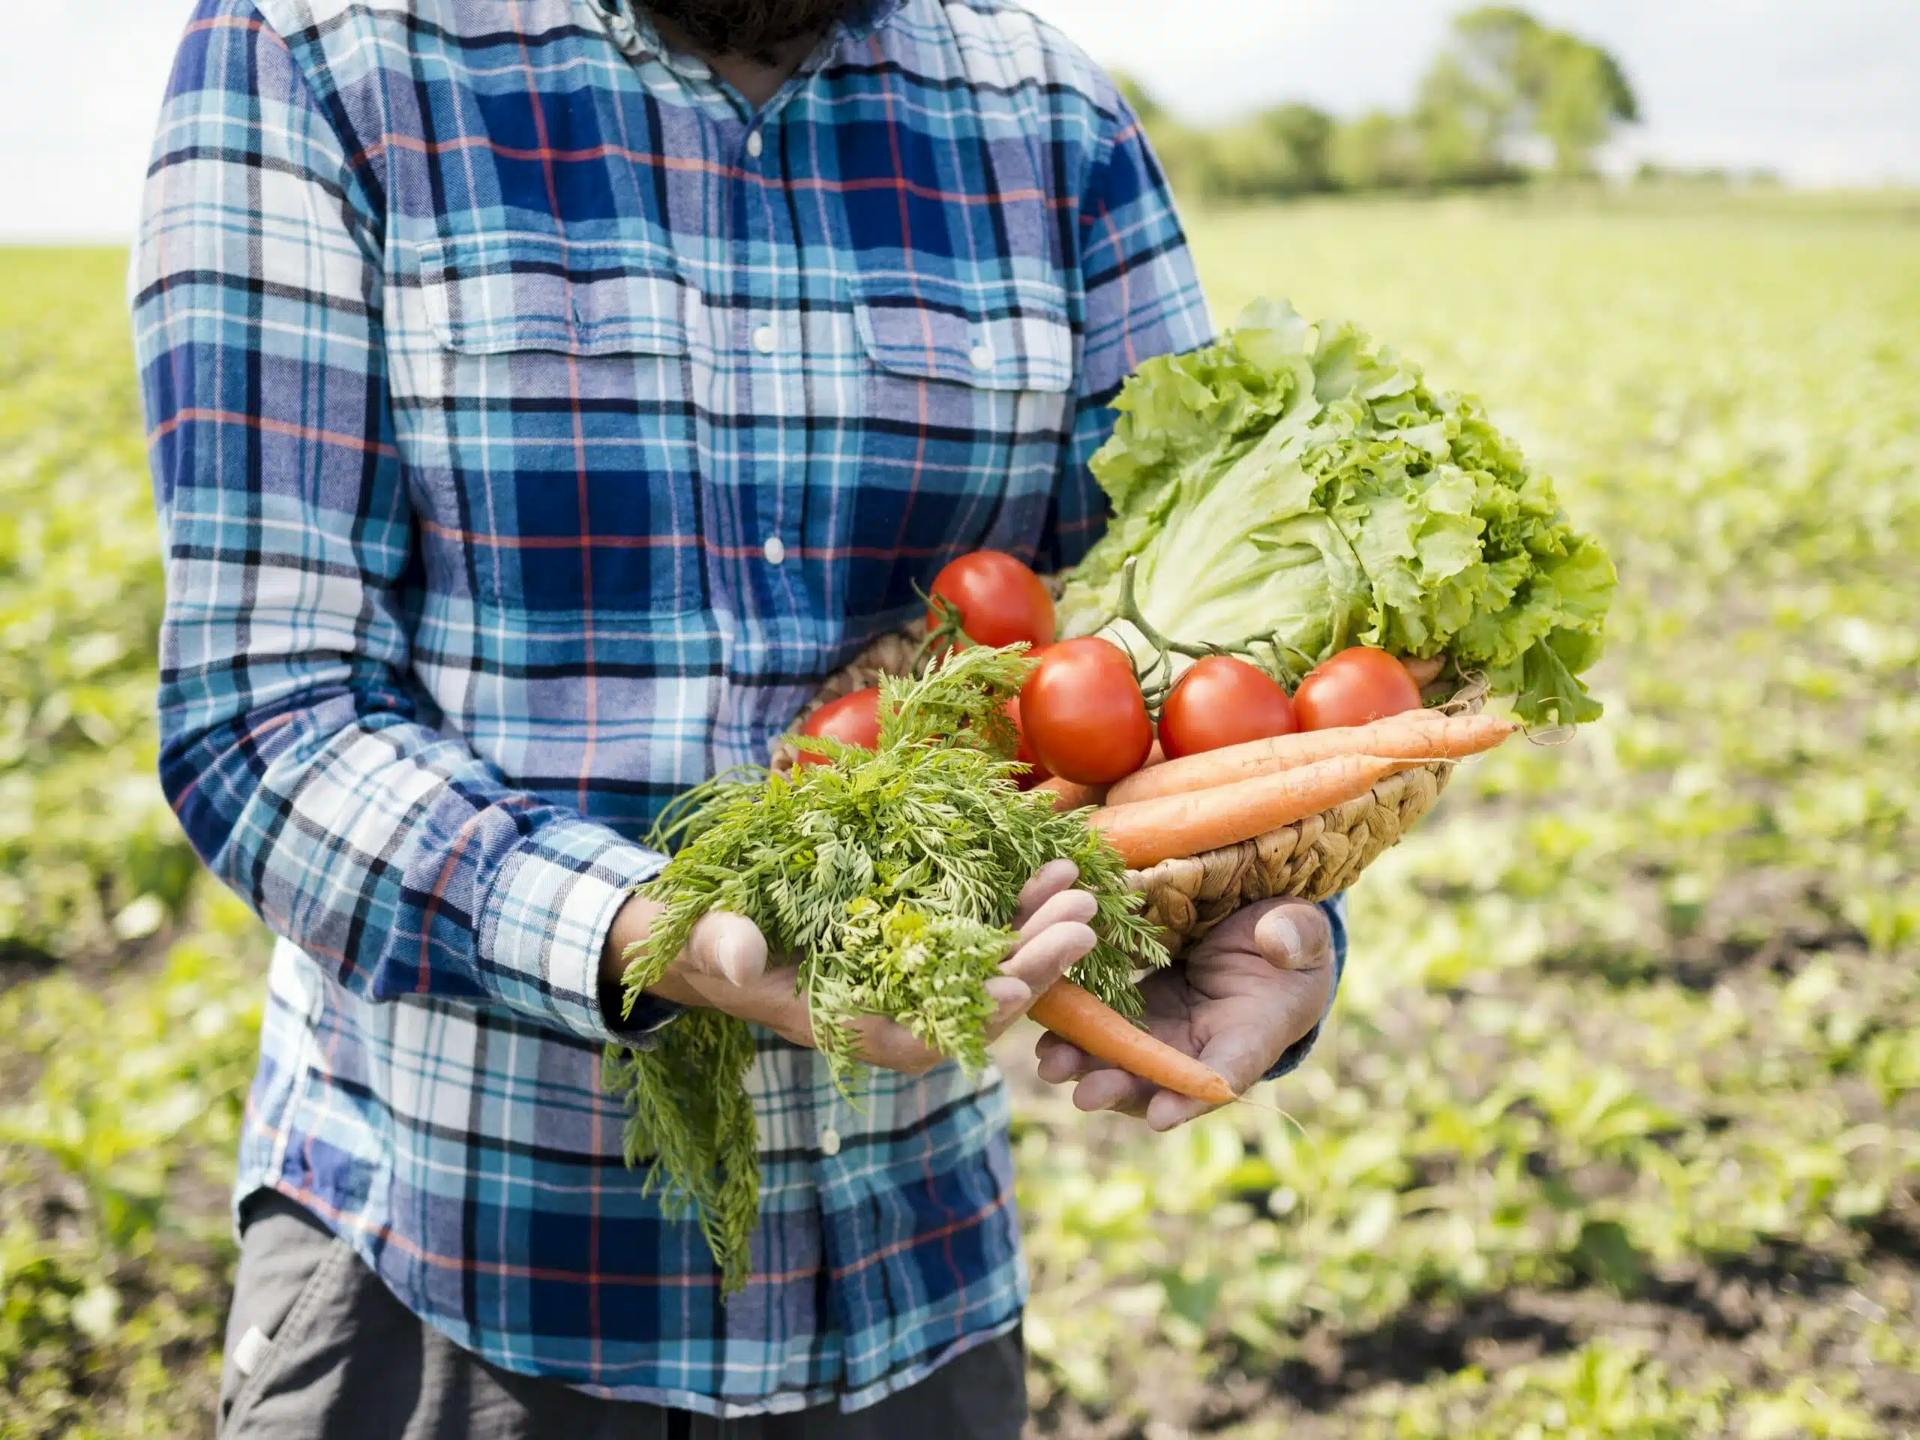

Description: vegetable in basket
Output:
[1157,654,1297,758]
[1292,647,1423,731]
[1056,300,1615,726]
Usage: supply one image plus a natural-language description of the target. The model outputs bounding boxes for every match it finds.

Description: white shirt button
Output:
[752,323,777,354]
[232,1325,272,1377]
[968,343,993,372]
[745,130,764,159]
[818,1126,842,1157]
[762,534,787,566]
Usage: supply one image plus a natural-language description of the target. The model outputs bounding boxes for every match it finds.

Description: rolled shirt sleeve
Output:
[133,2,669,1046]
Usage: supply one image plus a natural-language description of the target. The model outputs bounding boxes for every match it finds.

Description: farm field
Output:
[3,193,1918,1437]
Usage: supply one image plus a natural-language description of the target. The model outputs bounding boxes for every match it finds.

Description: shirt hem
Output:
[231,1172,1022,1420]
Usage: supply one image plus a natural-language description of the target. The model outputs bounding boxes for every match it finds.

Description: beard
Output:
[643,0,866,63]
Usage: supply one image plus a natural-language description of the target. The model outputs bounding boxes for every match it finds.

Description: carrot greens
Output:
[603,644,1166,1292]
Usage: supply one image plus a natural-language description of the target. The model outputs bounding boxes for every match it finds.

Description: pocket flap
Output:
[851,272,1073,392]
[419,231,691,357]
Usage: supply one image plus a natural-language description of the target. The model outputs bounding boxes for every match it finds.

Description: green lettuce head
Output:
[1058,300,1615,725]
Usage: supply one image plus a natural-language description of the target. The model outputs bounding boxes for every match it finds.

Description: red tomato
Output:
[1158,655,1297,759]
[926,551,1056,650]
[1004,696,1051,789]
[794,687,881,765]
[1292,648,1422,731]
[1019,638,1153,784]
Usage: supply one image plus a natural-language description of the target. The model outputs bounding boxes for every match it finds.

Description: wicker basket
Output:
[770,621,1484,952]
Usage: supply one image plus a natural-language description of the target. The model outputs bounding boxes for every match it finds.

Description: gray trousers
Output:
[219,1193,1028,1439]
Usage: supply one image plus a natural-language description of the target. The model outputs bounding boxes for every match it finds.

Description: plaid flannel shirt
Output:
[133,0,1345,1416]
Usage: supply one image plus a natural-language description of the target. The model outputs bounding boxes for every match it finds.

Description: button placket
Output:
[731,96,795,604]
[811,1064,843,1162]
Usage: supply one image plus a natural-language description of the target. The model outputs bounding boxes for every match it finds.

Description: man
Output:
[133,0,1344,1434]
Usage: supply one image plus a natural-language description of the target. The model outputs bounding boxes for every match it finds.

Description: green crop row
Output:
[4,193,1918,1435]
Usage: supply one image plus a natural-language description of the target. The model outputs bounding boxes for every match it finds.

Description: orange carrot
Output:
[1029,979,1234,1107]
[1091,753,1417,867]
[1035,774,1107,812]
[1105,710,1515,806]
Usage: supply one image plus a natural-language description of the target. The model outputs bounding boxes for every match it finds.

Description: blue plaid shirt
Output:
[134,0,1341,1416]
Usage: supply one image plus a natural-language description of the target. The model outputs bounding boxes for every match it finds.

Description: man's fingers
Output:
[849,1014,944,1075]
[1193,897,1332,973]
[684,911,768,985]
[1263,903,1334,973]
[1014,887,1097,944]
[1034,1033,1094,1084]
[985,976,1032,1032]
[1010,859,1080,930]
[1000,919,1098,997]
[988,918,1096,1040]
[1071,1065,1155,1117]
[1144,1002,1327,1132]
[1063,1061,1217,1126]
[1146,1090,1215,1132]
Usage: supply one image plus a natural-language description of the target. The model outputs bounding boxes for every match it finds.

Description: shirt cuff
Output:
[475,817,673,1046]
[609,991,686,1043]
[1263,891,1348,1082]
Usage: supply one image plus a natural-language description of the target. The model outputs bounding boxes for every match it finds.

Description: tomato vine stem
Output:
[1111,556,1313,709]
[909,582,973,676]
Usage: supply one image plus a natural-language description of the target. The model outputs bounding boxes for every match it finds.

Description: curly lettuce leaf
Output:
[1058,300,1614,725]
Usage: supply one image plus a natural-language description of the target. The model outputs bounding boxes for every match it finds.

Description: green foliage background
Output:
[1128,5,1647,200]
[3,194,1918,1436]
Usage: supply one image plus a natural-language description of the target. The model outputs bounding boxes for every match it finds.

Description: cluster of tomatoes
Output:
[798,551,1427,786]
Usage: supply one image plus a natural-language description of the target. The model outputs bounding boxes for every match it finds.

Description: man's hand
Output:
[1033,897,1335,1131]
[600,859,1098,1075]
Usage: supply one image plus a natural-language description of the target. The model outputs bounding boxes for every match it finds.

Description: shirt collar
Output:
[586,0,905,74]
[835,0,906,44]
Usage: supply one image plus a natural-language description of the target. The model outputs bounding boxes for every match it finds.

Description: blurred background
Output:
[2,3,1916,1437]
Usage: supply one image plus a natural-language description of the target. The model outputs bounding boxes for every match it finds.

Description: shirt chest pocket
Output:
[409,232,705,616]
[836,273,1075,620]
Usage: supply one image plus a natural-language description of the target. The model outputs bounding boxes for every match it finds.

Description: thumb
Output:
[685,912,769,987]
[1251,900,1334,974]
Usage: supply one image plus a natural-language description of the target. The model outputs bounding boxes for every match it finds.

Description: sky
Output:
[3,0,1915,242]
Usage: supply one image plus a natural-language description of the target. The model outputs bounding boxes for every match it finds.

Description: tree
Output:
[1329,110,1427,192]
[1413,53,1518,185]
[1419,6,1638,179]
[1200,103,1336,199]
[1533,34,1639,176]
[1114,8,1638,202]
